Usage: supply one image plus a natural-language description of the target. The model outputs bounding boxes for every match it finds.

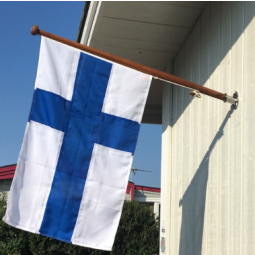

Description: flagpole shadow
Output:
[178,107,234,255]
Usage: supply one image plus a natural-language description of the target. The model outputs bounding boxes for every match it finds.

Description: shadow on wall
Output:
[167,1,253,128]
[178,107,234,255]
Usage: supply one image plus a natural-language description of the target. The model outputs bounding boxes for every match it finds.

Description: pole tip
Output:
[31,25,39,36]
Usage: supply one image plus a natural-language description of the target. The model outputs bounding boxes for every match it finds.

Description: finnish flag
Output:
[3,37,151,251]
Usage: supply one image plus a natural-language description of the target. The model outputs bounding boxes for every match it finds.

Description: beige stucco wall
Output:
[161,2,255,255]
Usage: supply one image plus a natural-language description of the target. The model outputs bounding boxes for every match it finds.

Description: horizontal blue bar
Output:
[29,88,71,132]
[96,113,140,154]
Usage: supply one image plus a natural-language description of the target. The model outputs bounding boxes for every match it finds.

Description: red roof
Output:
[0,164,161,196]
[126,181,160,200]
[134,185,160,193]
[0,164,16,180]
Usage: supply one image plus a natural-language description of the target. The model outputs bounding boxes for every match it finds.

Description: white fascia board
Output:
[135,197,161,203]
[80,1,105,47]
[134,190,161,203]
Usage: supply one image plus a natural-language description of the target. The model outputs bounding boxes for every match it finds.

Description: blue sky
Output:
[0,1,162,188]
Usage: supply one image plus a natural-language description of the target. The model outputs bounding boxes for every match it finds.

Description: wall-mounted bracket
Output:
[224,91,239,109]
[189,90,201,98]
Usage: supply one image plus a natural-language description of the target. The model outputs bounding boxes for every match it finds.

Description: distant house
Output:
[0,164,15,194]
[0,164,160,218]
[126,181,160,218]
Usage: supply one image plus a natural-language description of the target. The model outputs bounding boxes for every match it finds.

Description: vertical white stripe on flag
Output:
[35,37,80,101]
[102,64,152,123]
[71,144,132,250]
[3,121,64,232]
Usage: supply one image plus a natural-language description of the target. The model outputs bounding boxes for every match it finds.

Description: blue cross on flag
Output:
[3,37,151,251]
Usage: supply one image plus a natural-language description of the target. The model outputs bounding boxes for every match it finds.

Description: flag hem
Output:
[2,217,40,235]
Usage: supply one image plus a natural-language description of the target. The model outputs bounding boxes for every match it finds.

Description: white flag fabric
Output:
[3,37,151,251]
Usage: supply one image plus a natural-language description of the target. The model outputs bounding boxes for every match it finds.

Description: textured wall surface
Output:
[161,2,255,255]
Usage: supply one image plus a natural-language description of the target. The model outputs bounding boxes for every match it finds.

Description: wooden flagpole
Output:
[31,25,238,108]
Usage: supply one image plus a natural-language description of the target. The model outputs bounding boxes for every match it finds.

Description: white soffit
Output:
[80,1,206,124]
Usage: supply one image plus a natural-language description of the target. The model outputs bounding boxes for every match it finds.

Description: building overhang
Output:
[77,1,206,124]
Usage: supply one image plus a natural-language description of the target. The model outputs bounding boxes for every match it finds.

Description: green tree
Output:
[0,193,32,255]
[0,194,159,255]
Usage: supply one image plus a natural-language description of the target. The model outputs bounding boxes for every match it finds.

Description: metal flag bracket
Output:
[225,91,239,109]
[189,90,201,98]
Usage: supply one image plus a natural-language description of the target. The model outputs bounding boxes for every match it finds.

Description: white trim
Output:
[160,62,173,255]
[154,202,160,219]
[87,1,102,46]
[134,190,161,203]
[80,1,99,46]
[80,1,106,47]
[135,197,161,203]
